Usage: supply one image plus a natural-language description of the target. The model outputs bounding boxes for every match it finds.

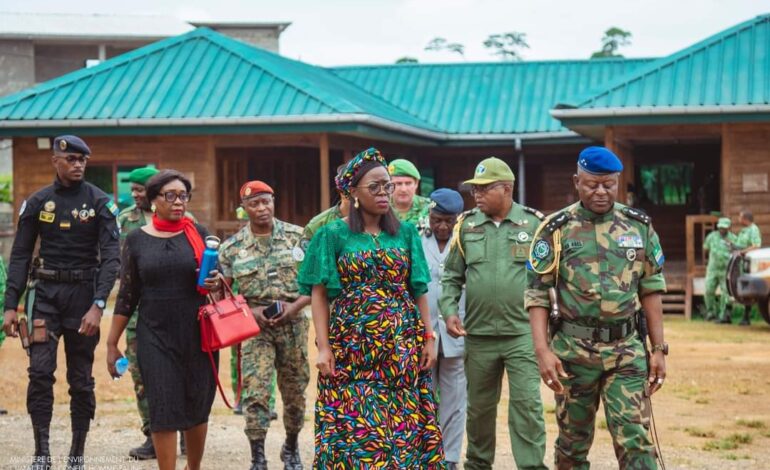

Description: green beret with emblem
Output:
[121,167,159,186]
[387,159,421,180]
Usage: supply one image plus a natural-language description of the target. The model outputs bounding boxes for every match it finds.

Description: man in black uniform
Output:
[2,135,120,470]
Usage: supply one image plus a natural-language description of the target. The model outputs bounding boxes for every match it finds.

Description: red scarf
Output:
[152,214,207,295]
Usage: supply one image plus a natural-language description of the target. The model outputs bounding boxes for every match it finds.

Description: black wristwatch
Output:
[651,343,669,355]
[93,299,106,310]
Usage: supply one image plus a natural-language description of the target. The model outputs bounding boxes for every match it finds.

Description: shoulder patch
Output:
[18,200,27,216]
[622,207,651,225]
[106,200,119,217]
[544,211,571,234]
[520,205,545,220]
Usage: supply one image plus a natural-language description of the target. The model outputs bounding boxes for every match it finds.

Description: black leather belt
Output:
[561,317,636,342]
[32,268,96,283]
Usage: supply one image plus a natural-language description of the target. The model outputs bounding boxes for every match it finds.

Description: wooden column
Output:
[720,123,731,214]
[320,133,330,210]
[605,126,634,205]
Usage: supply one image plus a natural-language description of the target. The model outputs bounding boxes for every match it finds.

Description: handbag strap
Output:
[200,311,243,410]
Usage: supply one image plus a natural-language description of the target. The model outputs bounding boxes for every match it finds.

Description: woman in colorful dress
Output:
[298,148,445,468]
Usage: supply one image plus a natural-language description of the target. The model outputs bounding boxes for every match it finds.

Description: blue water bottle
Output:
[115,357,129,376]
[197,236,221,288]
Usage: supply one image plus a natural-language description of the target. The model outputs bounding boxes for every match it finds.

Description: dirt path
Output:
[1,316,769,469]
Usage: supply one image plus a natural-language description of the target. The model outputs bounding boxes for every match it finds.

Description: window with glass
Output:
[638,163,693,206]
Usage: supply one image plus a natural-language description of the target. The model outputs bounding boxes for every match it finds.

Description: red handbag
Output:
[198,281,261,408]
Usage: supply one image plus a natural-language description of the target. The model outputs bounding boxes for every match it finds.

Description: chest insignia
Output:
[617,235,644,248]
[44,200,56,212]
[292,246,305,262]
[239,249,249,258]
[88,208,96,218]
[517,231,530,242]
[71,209,79,218]
[533,239,551,260]
[60,220,71,230]
[564,240,584,250]
[39,211,55,223]
[626,248,637,262]
[78,209,90,222]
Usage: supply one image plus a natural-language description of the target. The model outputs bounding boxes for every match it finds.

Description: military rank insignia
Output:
[39,211,55,223]
[106,200,119,217]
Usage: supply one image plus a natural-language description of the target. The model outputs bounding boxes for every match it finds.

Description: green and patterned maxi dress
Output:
[298,219,445,468]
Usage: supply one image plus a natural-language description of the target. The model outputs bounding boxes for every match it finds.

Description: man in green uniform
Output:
[440,157,547,470]
[219,180,310,470]
[387,158,431,230]
[298,164,350,253]
[733,211,763,324]
[703,217,737,323]
[526,146,668,470]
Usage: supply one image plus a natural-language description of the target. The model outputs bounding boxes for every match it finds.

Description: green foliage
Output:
[0,174,12,203]
[703,433,753,451]
[683,427,716,438]
[736,419,766,429]
[424,37,465,57]
[483,32,529,61]
[395,57,419,64]
[591,27,632,59]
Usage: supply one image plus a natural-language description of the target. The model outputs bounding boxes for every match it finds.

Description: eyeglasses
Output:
[56,155,89,165]
[161,191,191,203]
[357,182,396,195]
[470,182,507,196]
[242,196,274,209]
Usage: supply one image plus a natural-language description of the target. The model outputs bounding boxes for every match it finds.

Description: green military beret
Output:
[387,159,420,180]
[121,167,159,186]
[716,217,731,229]
[464,157,515,185]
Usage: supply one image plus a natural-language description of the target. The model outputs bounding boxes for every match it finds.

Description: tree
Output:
[395,57,419,64]
[424,37,465,58]
[483,32,529,61]
[591,27,632,59]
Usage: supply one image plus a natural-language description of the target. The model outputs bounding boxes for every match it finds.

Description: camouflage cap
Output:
[463,157,515,185]
[716,217,731,229]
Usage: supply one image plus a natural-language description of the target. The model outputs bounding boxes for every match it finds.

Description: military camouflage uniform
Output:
[703,230,737,320]
[117,204,153,436]
[735,223,762,250]
[298,204,343,253]
[526,202,667,470]
[219,219,310,441]
[396,195,431,232]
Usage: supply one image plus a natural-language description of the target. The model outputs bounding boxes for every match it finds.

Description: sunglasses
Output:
[56,155,89,165]
[161,191,191,203]
[357,182,396,195]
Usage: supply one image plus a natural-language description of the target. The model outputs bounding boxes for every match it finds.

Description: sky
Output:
[3,0,770,66]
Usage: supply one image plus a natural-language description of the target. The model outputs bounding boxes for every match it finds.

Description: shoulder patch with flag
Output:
[106,200,119,217]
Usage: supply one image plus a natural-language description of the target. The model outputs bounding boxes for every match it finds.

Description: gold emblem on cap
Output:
[387,164,395,175]
[58,139,67,150]
[44,201,55,212]
[244,187,252,196]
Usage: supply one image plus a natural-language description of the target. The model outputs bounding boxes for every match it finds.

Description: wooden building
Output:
[1,15,769,314]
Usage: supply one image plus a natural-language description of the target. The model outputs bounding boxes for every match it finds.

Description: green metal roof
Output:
[554,14,770,123]
[0,27,439,133]
[331,59,651,135]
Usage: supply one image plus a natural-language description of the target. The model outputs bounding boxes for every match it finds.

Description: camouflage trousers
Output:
[552,332,656,470]
[125,315,150,436]
[241,316,310,440]
[704,268,729,319]
[231,345,277,410]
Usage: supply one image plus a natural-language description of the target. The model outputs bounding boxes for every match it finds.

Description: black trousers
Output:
[27,280,98,431]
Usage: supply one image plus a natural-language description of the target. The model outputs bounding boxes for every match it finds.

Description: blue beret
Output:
[577,146,623,174]
[429,188,464,215]
[53,135,91,156]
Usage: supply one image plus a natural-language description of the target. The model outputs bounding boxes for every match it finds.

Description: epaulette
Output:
[622,206,651,225]
[459,208,478,226]
[543,211,570,234]
[520,205,545,220]
[449,208,478,258]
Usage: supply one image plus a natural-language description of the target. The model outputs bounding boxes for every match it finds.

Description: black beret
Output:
[53,135,91,156]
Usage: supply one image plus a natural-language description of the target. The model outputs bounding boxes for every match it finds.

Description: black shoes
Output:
[248,438,267,470]
[280,433,303,470]
[128,436,156,460]
[28,426,51,470]
[65,430,88,470]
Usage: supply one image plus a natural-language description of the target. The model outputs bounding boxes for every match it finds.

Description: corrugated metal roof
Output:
[331,59,652,134]
[0,12,193,40]
[0,28,438,131]
[560,14,770,109]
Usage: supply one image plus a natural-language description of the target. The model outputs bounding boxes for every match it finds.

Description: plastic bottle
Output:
[115,357,129,376]
[197,236,221,288]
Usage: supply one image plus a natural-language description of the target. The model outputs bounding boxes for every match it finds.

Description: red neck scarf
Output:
[152,214,207,294]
